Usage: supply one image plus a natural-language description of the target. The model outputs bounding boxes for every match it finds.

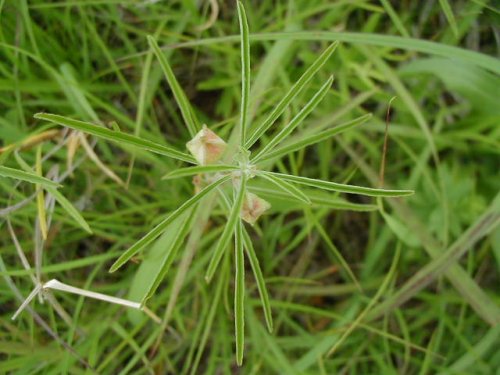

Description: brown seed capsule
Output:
[186,125,227,165]
[241,192,271,225]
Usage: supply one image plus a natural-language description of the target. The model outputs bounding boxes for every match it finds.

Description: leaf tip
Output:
[108,262,120,273]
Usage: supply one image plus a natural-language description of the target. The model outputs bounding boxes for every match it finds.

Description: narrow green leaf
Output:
[11,151,91,234]
[110,175,230,272]
[0,165,60,188]
[35,146,48,240]
[162,164,238,180]
[237,1,250,146]
[205,173,248,282]
[269,172,414,197]
[250,183,378,212]
[234,220,245,366]
[242,227,273,332]
[45,187,92,234]
[369,194,500,321]
[252,76,333,163]
[327,243,401,356]
[245,42,338,148]
[259,171,310,204]
[34,113,195,164]
[141,211,194,304]
[172,32,499,75]
[147,35,199,137]
[379,0,410,37]
[438,0,459,38]
[380,209,420,247]
[308,210,361,292]
[257,114,372,163]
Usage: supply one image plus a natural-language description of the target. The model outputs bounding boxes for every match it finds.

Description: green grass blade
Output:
[368,193,500,321]
[268,172,414,197]
[237,1,250,146]
[170,32,500,74]
[0,165,61,188]
[147,35,199,137]
[379,0,410,37]
[110,175,231,272]
[11,151,91,234]
[141,211,194,304]
[257,113,372,163]
[438,0,459,38]
[242,227,273,332]
[34,113,195,164]
[45,187,92,234]
[245,42,338,148]
[252,76,333,163]
[258,171,311,204]
[327,243,401,356]
[205,173,248,282]
[308,209,361,292]
[35,146,48,241]
[234,220,245,366]
[162,165,238,180]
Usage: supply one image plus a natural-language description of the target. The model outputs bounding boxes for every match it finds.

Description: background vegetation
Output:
[1,0,499,373]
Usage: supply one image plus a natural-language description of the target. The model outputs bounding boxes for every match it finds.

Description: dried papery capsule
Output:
[186,125,227,165]
[192,174,202,194]
[241,192,271,225]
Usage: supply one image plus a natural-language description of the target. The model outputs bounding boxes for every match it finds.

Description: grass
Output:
[1,0,499,374]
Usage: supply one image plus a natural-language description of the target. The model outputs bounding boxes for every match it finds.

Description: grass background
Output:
[1,0,499,373]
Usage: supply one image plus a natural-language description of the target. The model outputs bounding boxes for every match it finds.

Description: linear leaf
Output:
[438,0,459,38]
[34,113,195,164]
[258,114,372,163]
[162,164,238,180]
[172,32,499,75]
[368,193,500,321]
[147,35,199,137]
[0,166,60,188]
[46,186,92,234]
[250,183,378,212]
[35,147,48,240]
[237,1,250,146]
[269,172,414,197]
[252,76,333,163]
[309,210,361,292]
[245,42,338,148]
[242,227,273,332]
[141,211,194,304]
[205,173,248,282]
[259,171,310,204]
[110,175,230,272]
[327,243,401,356]
[234,220,245,366]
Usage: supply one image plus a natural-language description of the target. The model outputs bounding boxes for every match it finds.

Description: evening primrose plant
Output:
[34,2,413,365]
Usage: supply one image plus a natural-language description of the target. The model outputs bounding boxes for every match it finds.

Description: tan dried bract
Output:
[241,192,271,225]
[186,125,227,165]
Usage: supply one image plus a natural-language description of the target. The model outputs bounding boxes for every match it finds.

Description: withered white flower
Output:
[186,125,227,165]
[240,192,271,225]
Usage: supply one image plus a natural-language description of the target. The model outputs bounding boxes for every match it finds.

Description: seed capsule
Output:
[241,192,271,225]
[186,125,227,165]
